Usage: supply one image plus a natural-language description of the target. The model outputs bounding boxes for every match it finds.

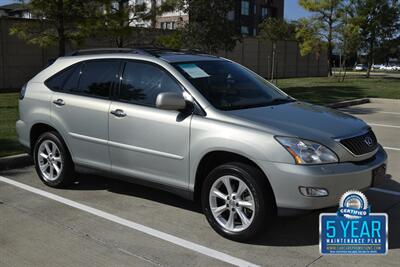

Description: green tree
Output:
[336,4,360,81]
[351,0,400,77]
[155,30,184,49]
[259,18,295,82]
[298,0,343,76]
[88,0,181,47]
[182,0,240,53]
[295,18,325,60]
[10,0,95,56]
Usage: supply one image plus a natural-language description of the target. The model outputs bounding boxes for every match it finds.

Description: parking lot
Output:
[1,99,399,267]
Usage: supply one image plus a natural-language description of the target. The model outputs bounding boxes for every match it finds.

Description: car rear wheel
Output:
[201,162,275,241]
[34,132,74,188]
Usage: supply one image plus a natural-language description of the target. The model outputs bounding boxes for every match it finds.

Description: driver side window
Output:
[119,61,183,107]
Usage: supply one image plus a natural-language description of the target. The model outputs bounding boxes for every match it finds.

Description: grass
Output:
[0,93,23,157]
[277,76,400,105]
[0,76,399,157]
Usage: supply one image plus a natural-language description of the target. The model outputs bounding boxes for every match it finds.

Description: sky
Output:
[0,0,311,21]
[284,1,311,21]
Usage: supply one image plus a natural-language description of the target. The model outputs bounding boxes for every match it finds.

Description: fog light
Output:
[299,187,329,197]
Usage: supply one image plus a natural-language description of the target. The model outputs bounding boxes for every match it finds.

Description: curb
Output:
[0,153,33,171]
[369,98,400,104]
[325,98,370,109]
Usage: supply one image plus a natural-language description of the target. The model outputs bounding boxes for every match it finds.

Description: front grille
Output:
[340,130,378,155]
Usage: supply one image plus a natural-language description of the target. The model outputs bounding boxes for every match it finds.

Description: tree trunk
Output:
[151,0,157,28]
[366,40,374,78]
[341,58,347,82]
[271,42,276,82]
[327,41,333,77]
[57,0,65,56]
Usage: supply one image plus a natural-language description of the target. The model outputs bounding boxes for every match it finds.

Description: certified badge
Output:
[320,190,388,255]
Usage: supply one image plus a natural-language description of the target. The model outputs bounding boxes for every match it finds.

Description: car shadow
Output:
[71,172,202,213]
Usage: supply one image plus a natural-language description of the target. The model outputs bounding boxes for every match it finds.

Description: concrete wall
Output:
[0,17,328,90]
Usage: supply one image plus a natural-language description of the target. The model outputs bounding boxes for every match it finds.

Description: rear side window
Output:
[119,61,182,106]
[45,65,78,92]
[73,60,120,98]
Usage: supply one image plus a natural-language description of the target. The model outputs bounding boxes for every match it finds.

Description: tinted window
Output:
[63,64,82,92]
[71,60,120,98]
[173,61,291,110]
[119,62,182,106]
[45,65,77,91]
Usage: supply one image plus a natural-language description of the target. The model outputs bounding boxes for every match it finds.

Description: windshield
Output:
[172,60,293,110]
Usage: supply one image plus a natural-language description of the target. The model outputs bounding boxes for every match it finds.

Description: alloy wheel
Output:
[209,175,255,232]
[37,140,63,182]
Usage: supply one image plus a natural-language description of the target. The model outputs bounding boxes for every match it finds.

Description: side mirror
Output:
[156,92,187,111]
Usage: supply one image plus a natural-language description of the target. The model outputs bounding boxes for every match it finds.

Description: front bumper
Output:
[260,146,387,211]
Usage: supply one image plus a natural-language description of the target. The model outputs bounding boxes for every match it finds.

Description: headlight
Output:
[275,137,338,165]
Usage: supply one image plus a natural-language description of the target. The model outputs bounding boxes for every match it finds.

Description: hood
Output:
[225,101,368,141]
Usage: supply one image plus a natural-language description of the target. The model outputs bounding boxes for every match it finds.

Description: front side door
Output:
[51,59,120,171]
[109,61,191,190]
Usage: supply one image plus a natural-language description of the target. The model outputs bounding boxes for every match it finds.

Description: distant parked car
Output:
[353,64,367,71]
[372,64,385,70]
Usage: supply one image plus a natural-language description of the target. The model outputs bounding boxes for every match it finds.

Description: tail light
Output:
[19,84,27,100]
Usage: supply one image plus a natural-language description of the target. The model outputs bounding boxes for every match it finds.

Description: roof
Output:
[67,48,223,63]
[0,3,27,11]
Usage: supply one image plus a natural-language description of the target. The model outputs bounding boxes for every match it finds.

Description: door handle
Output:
[110,109,127,118]
[53,99,65,106]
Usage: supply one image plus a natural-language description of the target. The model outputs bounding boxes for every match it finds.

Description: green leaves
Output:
[258,18,295,43]
[10,0,98,56]
[181,0,239,53]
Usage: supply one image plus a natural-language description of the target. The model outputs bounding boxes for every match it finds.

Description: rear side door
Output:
[108,60,191,190]
[50,59,121,171]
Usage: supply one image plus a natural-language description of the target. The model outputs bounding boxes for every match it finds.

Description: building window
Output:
[227,10,235,20]
[241,1,249,16]
[241,26,249,35]
[161,21,176,30]
[261,7,268,19]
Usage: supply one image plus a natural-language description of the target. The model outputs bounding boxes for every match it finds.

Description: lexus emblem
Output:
[364,136,374,147]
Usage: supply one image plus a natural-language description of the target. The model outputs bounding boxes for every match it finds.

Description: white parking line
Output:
[368,123,400,129]
[0,176,259,267]
[371,187,400,197]
[384,146,400,151]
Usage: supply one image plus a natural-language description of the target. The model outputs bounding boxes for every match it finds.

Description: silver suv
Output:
[17,48,387,241]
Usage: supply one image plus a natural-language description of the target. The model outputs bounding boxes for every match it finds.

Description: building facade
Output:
[235,0,284,36]
[0,3,32,19]
[129,0,189,29]
[131,0,284,35]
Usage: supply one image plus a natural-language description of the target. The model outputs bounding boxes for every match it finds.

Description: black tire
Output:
[201,162,276,241]
[33,131,74,188]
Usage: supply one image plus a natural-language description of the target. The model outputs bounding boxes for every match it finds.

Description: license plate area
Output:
[372,164,387,187]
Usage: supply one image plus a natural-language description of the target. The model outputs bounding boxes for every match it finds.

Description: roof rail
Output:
[67,46,215,58]
[67,48,152,56]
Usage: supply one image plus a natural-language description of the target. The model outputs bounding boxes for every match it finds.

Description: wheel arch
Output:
[30,123,73,160]
[193,150,276,205]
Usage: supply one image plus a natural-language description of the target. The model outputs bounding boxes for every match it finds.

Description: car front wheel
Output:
[201,162,275,241]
